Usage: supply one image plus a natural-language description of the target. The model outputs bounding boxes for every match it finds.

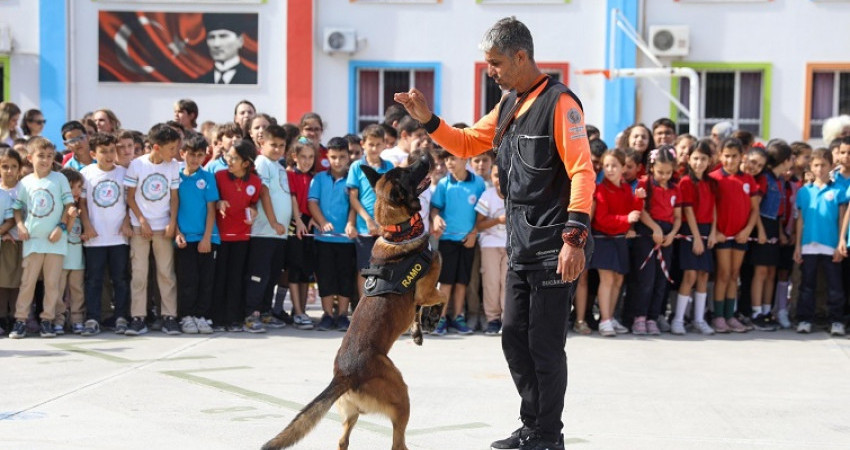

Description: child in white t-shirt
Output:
[475,164,507,335]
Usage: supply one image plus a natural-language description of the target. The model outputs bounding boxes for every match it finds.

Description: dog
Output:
[262,153,447,450]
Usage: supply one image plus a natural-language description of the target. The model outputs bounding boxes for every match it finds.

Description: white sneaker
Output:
[693,321,715,335]
[671,319,686,335]
[195,316,213,334]
[830,322,846,337]
[181,316,199,334]
[294,314,314,330]
[611,318,629,334]
[598,320,616,337]
[776,309,791,329]
[796,321,812,334]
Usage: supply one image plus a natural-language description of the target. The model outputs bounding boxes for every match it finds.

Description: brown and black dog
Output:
[262,153,447,450]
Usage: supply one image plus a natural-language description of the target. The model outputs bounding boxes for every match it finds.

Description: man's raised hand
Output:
[393,88,433,124]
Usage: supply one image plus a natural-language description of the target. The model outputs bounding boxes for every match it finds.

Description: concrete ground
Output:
[3,314,850,450]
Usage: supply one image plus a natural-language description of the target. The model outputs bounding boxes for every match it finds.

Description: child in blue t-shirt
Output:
[175,134,219,335]
[346,124,393,301]
[794,149,849,336]
[430,153,486,336]
[54,169,85,335]
[8,137,74,339]
[309,137,355,331]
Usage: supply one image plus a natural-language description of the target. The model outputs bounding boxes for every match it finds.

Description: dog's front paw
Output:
[411,322,423,346]
[419,304,443,333]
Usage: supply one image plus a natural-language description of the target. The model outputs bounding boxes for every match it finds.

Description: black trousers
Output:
[799,254,845,323]
[175,242,218,318]
[629,222,673,320]
[211,241,249,325]
[502,267,574,442]
[244,237,287,316]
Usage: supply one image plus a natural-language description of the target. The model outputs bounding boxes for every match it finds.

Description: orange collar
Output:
[382,213,424,243]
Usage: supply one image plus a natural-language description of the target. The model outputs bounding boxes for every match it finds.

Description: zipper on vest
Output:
[507,142,514,270]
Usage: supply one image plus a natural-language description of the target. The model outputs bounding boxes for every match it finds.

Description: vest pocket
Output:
[516,135,554,169]
[508,210,564,264]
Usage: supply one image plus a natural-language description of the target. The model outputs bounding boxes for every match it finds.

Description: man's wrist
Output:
[423,114,441,134]
[562,226,587,248]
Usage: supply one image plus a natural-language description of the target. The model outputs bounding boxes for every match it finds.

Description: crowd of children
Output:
[1,97,849,340]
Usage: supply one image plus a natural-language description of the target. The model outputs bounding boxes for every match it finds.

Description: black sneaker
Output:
[9,320,27,339]
[485,320,502,336]
[492,425,538,450]
[273,310,294,325]
[317,314,336,331]
[520,434,564,450]
[161,316,182,335]
[336,315,350,332]
[752,314,777,332]
[125,317,148,336]
[39,320,57,338]
[149,316,163,332]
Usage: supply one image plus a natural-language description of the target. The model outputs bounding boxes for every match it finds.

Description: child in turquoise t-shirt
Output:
[54,169,86,335]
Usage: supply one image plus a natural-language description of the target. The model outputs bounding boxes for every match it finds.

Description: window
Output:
[349,61,440,133]
[805,63,850,140]
[672,63,771,139]
[474,62,569,120]
[0,56,8,102]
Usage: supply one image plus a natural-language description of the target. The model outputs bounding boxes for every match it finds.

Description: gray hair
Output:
[479,17,534,61]
[711,121,734,140]
[822,114,850,145]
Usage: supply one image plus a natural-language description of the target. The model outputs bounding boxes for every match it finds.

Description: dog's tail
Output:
[261,378,348,450]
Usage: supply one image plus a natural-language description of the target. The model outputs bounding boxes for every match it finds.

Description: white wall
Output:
[1,0,41,110]
[314,1,609,140]
[69,1,286,133]
[639,0,850,142]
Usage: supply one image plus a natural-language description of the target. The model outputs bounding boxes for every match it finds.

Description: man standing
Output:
[198,14,257,85]
[395,17,595,450]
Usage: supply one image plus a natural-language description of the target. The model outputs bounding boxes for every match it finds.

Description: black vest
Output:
[495,77,583,270]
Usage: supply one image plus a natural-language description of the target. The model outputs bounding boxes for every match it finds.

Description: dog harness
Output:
[361,234,433,297]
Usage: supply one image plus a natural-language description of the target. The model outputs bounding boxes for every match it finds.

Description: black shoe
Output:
[9,320,27,339]
[39,320,56,338]
[124,317,149,336]
[491,425,538,450]
[274,310,294,325]
[752,314,777,332]
[520,434,564,450]
[161,316,182,335]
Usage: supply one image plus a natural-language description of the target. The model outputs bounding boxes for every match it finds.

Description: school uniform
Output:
[0,189,15,320]
[212,170,261,327]
[309,170,356,299]
[795,182,850,323]
[629,177,680,320]
[12,171,74,323]
[432,170,486,285]
[175,168,220,319]
[709,168,757,251]
[589,178,642,274]
[286,168,315,283]
[678,175,715,272]
[475,186,508,323]
[81,165,130,323]
[244,156,292,316]
[346,157,393,269]
[749,171,785,266]
[204,155,228,174]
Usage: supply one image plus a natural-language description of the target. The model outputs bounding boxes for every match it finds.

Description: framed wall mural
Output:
[98,11,258,85]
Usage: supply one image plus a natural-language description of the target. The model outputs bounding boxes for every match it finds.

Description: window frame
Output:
[348,60,441,133]
[0,56,9,102]
[670,62,772,139]
[803,62,850,141]
[473,61,569,121]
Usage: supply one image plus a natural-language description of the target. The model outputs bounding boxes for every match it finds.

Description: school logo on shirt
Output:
[93,180,120,208]
[29,188,55,218]
[671,195,677,207]
[321,158,330,168]
[825,191,835,202]
[468,194,477,205]
[69,219,83,245]
[196,178,207,190]
[141,173,168,201]
[246,184,257,196]
[743,183,751,194]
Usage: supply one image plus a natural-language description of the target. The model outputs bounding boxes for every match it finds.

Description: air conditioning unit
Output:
[648,25,689,57]
[323,28,357,54]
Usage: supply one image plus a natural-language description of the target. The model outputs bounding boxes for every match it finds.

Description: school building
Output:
[1,0,848,147]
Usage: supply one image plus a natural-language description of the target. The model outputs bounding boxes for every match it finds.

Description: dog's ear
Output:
[361,165,382,188]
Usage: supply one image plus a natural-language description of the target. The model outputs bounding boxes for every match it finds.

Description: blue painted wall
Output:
[603,0,637,147]
[39,0,67,146]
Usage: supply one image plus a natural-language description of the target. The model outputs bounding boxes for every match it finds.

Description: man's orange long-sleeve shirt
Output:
[428,77,595,217]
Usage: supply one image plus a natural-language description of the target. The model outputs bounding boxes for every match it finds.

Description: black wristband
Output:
[423,114,441,134]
